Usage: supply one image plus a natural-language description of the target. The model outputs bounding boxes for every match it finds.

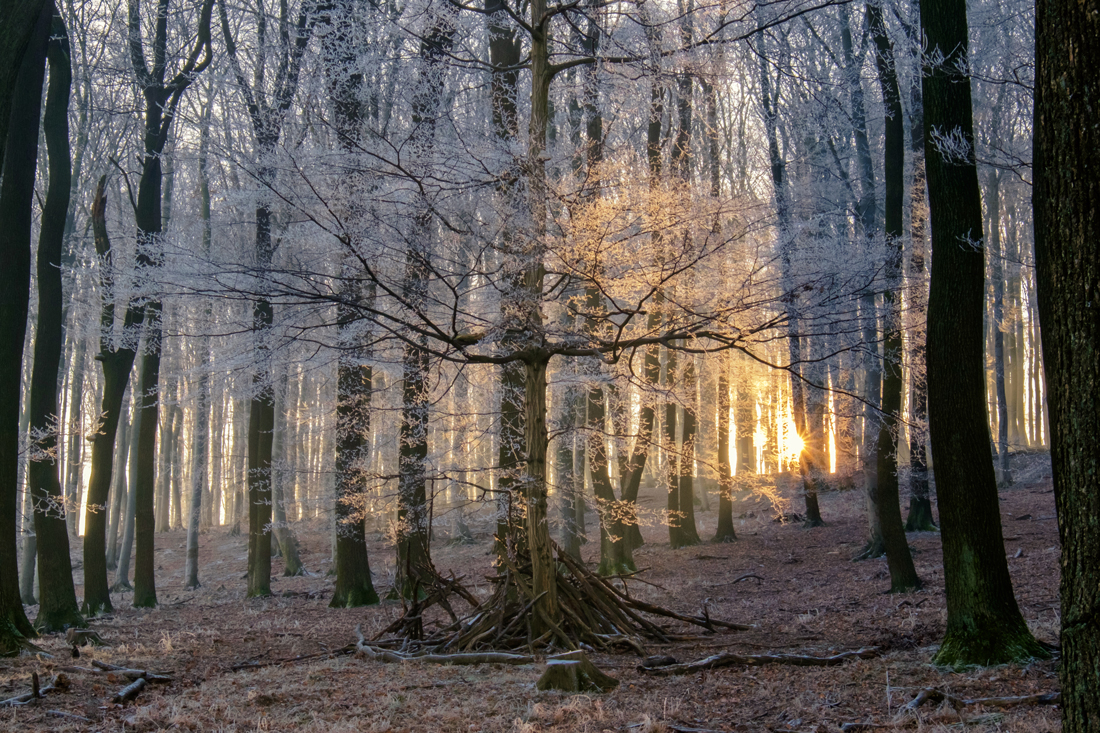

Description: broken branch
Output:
[0,673,70,707]
[111,677,147,704]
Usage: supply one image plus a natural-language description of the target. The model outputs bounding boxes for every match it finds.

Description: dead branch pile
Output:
[364,542,751,656]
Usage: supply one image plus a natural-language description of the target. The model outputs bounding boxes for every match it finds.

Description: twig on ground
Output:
[47,710,93,722]
[638,647,880,676]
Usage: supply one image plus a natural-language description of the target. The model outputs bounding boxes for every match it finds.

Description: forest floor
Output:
[1,453,1062,732]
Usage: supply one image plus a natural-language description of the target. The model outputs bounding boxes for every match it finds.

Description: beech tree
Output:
[218,0,317,597]
[0,0,49,654]
[920,0,1045,665]
[81,0,213,615]
[1033,0,1100,723]
[27,6,85,632]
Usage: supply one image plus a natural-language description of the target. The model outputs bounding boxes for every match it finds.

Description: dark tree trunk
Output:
[126,0,215,610]
[0,0,48,175]
[869,3,920,593]
[676,356,702,546]
[0,4,50,651]
[132,318,160,608]
[247,236,275,598]
[920,0,1045,666]
[28,9,85,632]
[1033,0,1100,724]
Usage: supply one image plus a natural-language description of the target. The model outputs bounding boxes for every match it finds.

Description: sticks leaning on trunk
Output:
[367,540,752,655]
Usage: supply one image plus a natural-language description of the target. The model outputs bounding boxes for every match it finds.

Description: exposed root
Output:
[637,646,880,676]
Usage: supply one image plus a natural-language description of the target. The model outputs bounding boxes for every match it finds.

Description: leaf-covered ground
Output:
[1,456,1061,732]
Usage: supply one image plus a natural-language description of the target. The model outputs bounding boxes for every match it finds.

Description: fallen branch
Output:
[47,710,92,722]
[229,644,356,672]
[355,626,534,665]
[904,687,1060,712]
[638,647,880,676]
[92,659,172,683]
[0,673,70,707]
[111,677,147,705]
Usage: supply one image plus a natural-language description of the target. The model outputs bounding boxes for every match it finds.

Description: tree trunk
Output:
[869,2,920,593]
[0,3,50,651]
[132,319,160,608]
[988,168,1011,485]
[184,352,207,589]
[28,10,85,631]
[106,392,131,570]
[676,355,702,546]
[19,452,36,606]
[113,357,144,593]
[64,333,86,541]
[0,0,49,176]
[330,299,380,607]
[713,354,737,542]
[1033,0,1100,724]
[903,12,935,531]
[272,376,303,576]
[921,0,1045,666]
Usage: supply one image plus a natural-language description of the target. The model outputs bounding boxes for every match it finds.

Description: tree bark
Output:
[0,0,49,175]
[1033,0,1100,724]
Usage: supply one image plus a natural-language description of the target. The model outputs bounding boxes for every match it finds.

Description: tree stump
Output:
[66,628,107,647]
[536,651,618,693]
